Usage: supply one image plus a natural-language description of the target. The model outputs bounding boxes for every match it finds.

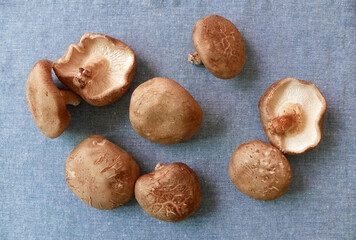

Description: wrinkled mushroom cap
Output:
[26,60,81,138]
[192,15,246,79]
[65,135,140,210]
[129,77,204,145]
[54,33,136,106]
[259,78,327,155]
[135,162,201,222]
[229,140,292,201]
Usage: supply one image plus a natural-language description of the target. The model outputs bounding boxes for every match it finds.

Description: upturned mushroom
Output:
[135,162,201,222]
[129,77,203,145]
[54,33,136,106]
[26,60,81,138]
[259,78,327,155]
[229,140,292,201]
[65,135,140,210]
[188,15,246,79]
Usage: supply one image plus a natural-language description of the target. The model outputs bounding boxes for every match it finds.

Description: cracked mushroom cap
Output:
[135,162,201,222]
[229,140,292,201]
[65,135,140,210]
[54,33,136,106]
[26,60,81,138]
[188,15,246,79]
[259,78,327,155]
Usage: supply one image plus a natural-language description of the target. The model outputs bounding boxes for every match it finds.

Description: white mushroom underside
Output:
[266,80,323,153]
[59,38,134,96]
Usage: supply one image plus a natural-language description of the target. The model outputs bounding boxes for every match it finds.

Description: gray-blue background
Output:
[1,1,355,239]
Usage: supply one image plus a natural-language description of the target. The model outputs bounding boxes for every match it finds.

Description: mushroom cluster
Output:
[25,15,328,221]
[26,33,136,138]
[64,134,202,220]
[229,78,326,201]
[26,32,204,222]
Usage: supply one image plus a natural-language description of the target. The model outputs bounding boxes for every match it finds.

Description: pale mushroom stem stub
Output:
[59,89,82,106]
[73,56,109,88]
[269,103,303,135]
[187,52,203,65]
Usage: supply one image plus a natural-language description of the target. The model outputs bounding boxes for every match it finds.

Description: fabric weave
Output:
[0,1,355,239]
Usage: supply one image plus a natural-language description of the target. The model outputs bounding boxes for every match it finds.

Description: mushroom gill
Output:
[54,33,136,106]
[259,78,327,155]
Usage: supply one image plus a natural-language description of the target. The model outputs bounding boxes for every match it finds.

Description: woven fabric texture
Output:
[0,1,355,239]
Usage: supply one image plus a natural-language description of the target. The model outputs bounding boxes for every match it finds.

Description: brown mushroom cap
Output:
[135,162,201,222]
[229,140,292,201]
[259,78,327,155]
[65,135,140,210]
[189,15,246,79]
[54,33,136,106]
[129,77,203,145]
[26,60,81,138]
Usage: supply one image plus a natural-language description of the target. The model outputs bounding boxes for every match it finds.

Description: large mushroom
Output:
[129,77,203,145]
[26,60,81,138]
[188,15,246,79]
[259,78,327,155]
[65,135,140,210]
[54,33,136,106]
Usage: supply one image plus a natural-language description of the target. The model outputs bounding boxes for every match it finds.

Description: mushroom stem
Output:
[269,103,303,135]
[73,56,109,88]
[59,89,81,106]
[155,163,166,171]
[269,114,297,135]
[188,52,203,65]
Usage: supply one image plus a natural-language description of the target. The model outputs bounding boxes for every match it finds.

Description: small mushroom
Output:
[229,140,292,201]
[259,78,327,155]
[129,77,203,145]
[135,162,201,222]
[65,135,140,210]
[26,60,81,138]
[188,15,246,79]
[54,33,136,106]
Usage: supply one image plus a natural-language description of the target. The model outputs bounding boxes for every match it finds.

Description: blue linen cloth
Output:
[0,1,355,239]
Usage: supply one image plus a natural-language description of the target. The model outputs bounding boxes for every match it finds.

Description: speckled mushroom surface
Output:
[135,162,201,222]
[65,135,140,210]
[229,140,292,201]
[189,15,246,79]
[129,77,203,145]
[259,78,327,155]
[54,33,136,106]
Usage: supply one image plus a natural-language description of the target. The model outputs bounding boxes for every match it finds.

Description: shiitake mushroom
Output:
[135,162,201,222]
[26,60,81,138]
[259,78,327,155]
[188,15,246,79]
[65,135,140,210]
[229,140,292,201]
[129,77,203,145]
[54,33,136,106]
